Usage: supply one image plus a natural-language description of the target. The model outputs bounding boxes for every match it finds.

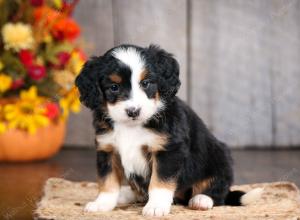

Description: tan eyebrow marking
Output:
[139,69,148,81]
[155,91,160,102]
[109,73,122,83]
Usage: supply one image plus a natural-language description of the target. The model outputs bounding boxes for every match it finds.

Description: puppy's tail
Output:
[225,188,263,206]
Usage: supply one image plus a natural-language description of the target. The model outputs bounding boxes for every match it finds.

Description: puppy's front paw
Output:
[188,194,214,210]
[84,200,114,212]
[142,202,171,217]
[84,192,118,212]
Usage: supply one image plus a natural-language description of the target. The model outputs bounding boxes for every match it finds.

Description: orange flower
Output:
[51,18,80,41]
[34,6,60,25]
[34,6,80,41]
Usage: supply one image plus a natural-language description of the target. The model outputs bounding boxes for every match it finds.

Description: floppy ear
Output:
[75,56,104,110]
[146,44,181,98]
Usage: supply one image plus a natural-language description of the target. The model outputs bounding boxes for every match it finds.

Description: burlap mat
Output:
[34,178,300,220]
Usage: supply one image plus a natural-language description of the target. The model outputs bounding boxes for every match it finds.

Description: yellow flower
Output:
[2,23,34,51]
[43,33,52,43]
[67,51,85,75]
[0,73,12,93]
[20,86,38,101]
[0,106,6,133]
[59,87,80,119]
[53,0,63,9]
[3,87,49,134]
[0,122,6,133]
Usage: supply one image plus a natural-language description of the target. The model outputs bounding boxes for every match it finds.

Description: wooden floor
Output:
[0,148,299,220]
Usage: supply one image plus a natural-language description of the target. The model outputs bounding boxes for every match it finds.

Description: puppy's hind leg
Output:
[188,194,214,210]
[188,176,229,210]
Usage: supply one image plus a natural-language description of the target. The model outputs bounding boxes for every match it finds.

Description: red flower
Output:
[57,52,71,68]
[28,65,46,81]
[11,78,25,90]
[51,18,80,41]
[19,50,34,68]
[30,0,44,7]
[45,103,60,120]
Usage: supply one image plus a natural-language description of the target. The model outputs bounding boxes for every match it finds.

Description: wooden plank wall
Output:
[190,0,275,147]
[65,0,300,148]
[270,1,300,147]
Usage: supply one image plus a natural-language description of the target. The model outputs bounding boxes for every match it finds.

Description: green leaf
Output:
[1,51,26,79]
[0,0,18,28]
[43,41,74,65]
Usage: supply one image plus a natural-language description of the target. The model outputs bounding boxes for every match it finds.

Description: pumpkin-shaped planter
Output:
[0,119,66,162]
[0,94,70,162]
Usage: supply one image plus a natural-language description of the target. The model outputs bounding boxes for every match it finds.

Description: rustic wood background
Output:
[65,0,300,148]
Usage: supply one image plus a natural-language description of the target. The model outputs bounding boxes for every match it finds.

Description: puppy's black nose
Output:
[125,107,141,118]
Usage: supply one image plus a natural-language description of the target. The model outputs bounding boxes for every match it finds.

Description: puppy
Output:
[75,44,262,217]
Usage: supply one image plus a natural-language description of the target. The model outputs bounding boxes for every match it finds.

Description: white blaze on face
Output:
[108,47,163,124]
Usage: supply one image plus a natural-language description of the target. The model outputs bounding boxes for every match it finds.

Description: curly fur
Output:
[75,44,260,216]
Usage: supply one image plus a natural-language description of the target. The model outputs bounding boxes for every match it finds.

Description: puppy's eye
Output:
[110,84,119,92]
[141,80,150,89]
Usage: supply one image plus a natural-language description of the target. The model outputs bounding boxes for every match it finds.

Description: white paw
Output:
[84,200,114,212]
[117,186,137,204]
[142,188,173,216]
[84,192,119,212]
[188,194,214,210]
[142,202,171,217]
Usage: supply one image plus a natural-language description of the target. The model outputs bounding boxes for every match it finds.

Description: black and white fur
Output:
[75,44,262,217]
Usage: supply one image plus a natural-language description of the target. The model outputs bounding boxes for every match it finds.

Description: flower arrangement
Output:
[0,0,84,134]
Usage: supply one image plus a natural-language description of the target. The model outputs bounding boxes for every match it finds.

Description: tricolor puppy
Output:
[75,44,262,217]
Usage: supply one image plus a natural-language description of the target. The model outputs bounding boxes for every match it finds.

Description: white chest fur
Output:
[96,123,165,178]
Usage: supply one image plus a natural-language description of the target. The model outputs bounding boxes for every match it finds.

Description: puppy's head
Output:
[75,44,180,124]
